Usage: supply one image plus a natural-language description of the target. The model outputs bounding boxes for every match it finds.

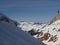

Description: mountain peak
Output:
[49,10,60,24]
[57,10,60,14]
[56,10,60,19]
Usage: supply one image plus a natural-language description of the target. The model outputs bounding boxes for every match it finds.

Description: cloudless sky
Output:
[0,0,60,23]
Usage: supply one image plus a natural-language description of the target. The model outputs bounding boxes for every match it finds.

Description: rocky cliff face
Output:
[49,10,60,24]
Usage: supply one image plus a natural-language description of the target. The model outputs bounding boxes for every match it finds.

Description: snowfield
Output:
[18,21,46,32]
[18,20,60,45]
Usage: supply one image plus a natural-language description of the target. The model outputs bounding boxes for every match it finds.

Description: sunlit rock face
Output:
[49,10,60,24]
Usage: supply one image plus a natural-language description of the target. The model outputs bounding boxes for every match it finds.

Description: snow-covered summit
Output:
[49,10,60,24]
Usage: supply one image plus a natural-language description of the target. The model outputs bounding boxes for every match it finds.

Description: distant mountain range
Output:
[18,10,60,45]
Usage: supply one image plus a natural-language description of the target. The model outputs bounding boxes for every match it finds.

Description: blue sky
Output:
[0,0,60,23]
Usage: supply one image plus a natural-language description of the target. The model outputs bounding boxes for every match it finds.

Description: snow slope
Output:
[18,20,60,45]
[0,14,45,45]
[38,20,60,45]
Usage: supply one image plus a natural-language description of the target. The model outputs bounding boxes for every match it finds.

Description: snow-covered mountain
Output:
[37,20,60,45]
[0,13,45,45]
[18,10,60,45]
[18,20,60,45]
[18,21,46,32]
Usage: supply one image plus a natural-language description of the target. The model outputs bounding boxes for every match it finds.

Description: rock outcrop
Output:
[49,10,60,24]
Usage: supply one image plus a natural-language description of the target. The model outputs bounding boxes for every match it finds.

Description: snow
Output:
[18,20,60,45]
[39,20,60,45]
[52,20,60,25]
[0,21,45,45]
[18,21,46,32]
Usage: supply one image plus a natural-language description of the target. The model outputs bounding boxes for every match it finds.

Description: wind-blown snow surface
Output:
[18,21,60,45]
[0,22,45,45]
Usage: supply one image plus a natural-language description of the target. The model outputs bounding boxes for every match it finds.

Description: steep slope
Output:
[37,20,60,45]
[49,10,60,24]
[0,13,45,45]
